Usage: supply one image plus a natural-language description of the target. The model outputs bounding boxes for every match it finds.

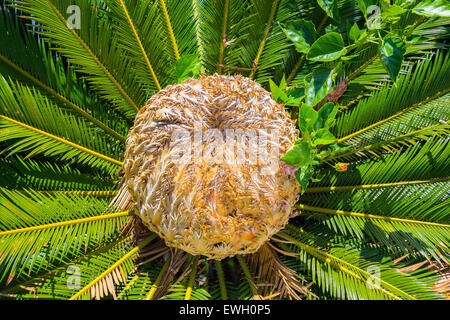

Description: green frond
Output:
[346,92,448,147]
[164,0,198,58]
[0,115,122,173]
[0,76,123,158]
[106,0,165,91]
[0,78,123,172]
[144,254,171,300]
[335,51,450,142]
[248,0,281,79]
[0,9,127,142]
[236,255,258,297]
[295,200,450,260]
[116,268,163,300]
[304,138,450,260]
[340,12,449,103]
[228,0,295,85]
[206,258,254,300]
[192,0,245,75]
[278,227,444,300]
[0,189,130,288]
[252,0,299,85]
[305,177,449,193]
[1,237,133,299]
[158,0,180,60]
[325,121,449,164]
[0,156,117,191]
[70,234,156,300]
[162,284,211,300]
[40,190,118,198]
[184,255,200,300]
[315,138,450,187]
[12,0,144,118]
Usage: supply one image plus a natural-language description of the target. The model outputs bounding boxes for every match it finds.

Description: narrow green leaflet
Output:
[280,19,318,54]
[304,68,334,107]
[412,0,450,18]
[307,32,347,62]
[380,36,406,82]
[175,54,201,83]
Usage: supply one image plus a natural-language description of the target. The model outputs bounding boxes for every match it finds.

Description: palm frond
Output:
[278,226,444,300]
[335,51,450,142]
[0,156,117,191]
[295,200,449,261]
[325,122,449,164]
[12,0,144,118]
[0,7,128,141]
[106,0,165,91]
[70,234,156,300]
[0,189,130,287]
[315,138,450,187]
[0,78,123,172]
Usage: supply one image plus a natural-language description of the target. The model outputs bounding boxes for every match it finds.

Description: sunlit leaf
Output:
[380,36,406,82]
[304,68,334,107]
[280,19,318,54]
[307,32,347,62]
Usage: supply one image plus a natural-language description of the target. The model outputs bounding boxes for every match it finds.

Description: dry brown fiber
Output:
[119,74,299,260]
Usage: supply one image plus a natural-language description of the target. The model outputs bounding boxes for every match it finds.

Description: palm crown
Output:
[0,0,449,300]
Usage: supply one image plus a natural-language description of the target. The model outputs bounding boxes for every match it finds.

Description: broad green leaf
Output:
[304,68,334,107]
[380,36,406,82]
[380,2,407,18]
[307,32,347,62]
[412,0,450,17]
[315,102,338,130]
[348,23,361,44]
[313,128,337,146]
[270,76,303,106]
[299,104,318,135]
[280,19,318,54]
[281,141,312,168]
[286,87,305,100]
[269,79,285,101]
[175,54,201,83]
[295,165,314,193]
[317,0,340,22]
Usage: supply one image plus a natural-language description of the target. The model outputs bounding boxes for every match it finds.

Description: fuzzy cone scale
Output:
[122,74,300,260]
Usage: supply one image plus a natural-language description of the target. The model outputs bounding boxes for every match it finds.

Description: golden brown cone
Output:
[117,74,299,260]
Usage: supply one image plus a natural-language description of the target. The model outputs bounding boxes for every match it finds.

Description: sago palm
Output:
[0,0,449,300]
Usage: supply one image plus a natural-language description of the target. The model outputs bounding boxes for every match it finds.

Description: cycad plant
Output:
[0,0,449,300]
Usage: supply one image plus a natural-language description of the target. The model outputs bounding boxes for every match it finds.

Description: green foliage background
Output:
[0,0,448,300]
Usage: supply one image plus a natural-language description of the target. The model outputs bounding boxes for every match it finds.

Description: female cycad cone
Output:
[122,74,299,260]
